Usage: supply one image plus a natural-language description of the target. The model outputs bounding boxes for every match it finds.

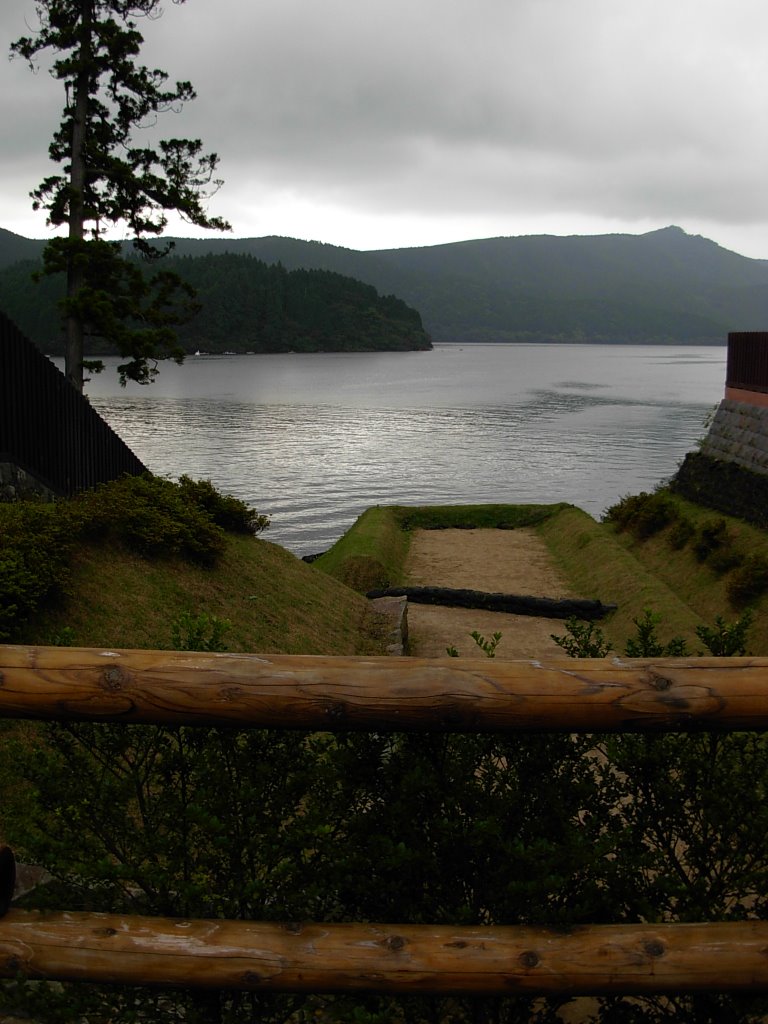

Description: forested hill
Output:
[4,224,768,344]
[153,226,768,344]
[0,246,431,354]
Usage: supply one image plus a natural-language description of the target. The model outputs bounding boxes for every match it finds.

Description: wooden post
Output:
[0,849,15,918]
[1,912,767,995]
[2,645,768,732]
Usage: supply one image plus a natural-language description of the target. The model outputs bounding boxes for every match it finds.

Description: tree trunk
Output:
[64,1,93,393]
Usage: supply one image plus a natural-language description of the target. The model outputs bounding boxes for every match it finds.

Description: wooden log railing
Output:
[2,644,768,997]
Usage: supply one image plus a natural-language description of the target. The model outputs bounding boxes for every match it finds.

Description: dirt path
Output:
[404,527,575,660]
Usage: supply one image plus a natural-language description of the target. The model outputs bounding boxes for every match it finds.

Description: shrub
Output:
[696,610,754,656]
[623,609,688,657]
[0,475,268,639]
[0,502,73,641]
[727,556,768,608]
[551,617,612,657]
[603,491,677,539]
[668,516,694,550]
[177,475,270,535]
[692,517,729,563]
[170,611,231,652]
[707,545,744,576]
[72,474,227,565]
[602,491,650,530]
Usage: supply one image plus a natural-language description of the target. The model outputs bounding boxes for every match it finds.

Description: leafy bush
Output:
[551,617,612,657]
[692,517,729,563]
[695,610,754,656]
[624,609,688,657]
[177,475,270,535]
[602,491,678,539]
[170,611,231,652]
[706,544,744,575]
[0,503,73,641]
[0,475,268,639]
[668,515,695,550]
[3,602,765,1023]
[72,474,227,564]
[447,630,503,658]
[727,556,768,608]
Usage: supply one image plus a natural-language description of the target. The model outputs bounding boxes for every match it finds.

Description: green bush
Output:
[692,517,729,563]
[0,475,268,640]
[603,491,678,539]
[668,515,695,550]
[177,475,270,535]
[624,608,688,657]
[695,610,754,656]
[551,617,612,657]
[0,503,73,641]
[72,474,227,564]
[170,611,231,652]
[727,556,768,608]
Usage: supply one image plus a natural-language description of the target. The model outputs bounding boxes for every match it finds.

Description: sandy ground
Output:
[404,527,576,660]
[404,530,600,1021]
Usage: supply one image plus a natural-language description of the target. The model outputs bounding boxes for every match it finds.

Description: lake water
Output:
[78,343,727,556]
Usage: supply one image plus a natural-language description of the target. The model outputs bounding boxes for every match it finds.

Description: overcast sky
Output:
[3,0,768,257]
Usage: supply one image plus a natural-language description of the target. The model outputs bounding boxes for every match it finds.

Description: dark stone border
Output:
[366,586,615,621]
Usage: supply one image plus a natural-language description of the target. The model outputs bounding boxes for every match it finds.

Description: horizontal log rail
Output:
[2,645,768,732]
[4,646,768,998]
[1,912,767,995]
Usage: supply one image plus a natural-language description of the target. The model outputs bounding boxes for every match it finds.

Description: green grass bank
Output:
[315,496,768,656]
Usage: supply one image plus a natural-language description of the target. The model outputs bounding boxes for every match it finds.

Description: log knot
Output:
[382,934,407,952]
[519,950,540,968]
[324,701,348,721]
[101,667,127,692]
[643,939,665,958]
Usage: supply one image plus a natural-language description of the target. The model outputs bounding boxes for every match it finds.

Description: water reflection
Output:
[84,344,726,555]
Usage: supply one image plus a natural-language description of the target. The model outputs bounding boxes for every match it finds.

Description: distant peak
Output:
[647,225,687,236]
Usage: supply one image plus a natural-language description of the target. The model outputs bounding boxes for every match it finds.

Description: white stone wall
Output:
[700,398,768,475]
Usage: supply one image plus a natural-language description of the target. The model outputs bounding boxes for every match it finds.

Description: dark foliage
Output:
[0,475,267,639]
[0,252,432,356]
[727,555,768,607]
[692,517,730,563]
[602,490,678,538]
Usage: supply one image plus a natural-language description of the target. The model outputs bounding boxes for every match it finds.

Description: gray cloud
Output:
[3,0,768,255]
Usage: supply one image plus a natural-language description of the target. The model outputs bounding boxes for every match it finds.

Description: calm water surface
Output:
[80,343,727,555]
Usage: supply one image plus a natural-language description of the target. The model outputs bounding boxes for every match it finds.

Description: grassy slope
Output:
[538,500,768,654]
[314,499,768,655]
[536,507,708,652]
[23,533,384,656]
[20,493,768,658]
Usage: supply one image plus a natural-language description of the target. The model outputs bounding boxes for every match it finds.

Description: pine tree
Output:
[11,0,230,389]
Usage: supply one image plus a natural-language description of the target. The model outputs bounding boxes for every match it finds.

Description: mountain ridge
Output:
[2,224,767,344]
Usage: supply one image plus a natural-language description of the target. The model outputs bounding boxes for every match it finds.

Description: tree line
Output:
[0,252,432,357]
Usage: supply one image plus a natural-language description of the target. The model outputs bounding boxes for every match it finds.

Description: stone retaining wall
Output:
[0,461,55,502]
[699,398,768,476]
